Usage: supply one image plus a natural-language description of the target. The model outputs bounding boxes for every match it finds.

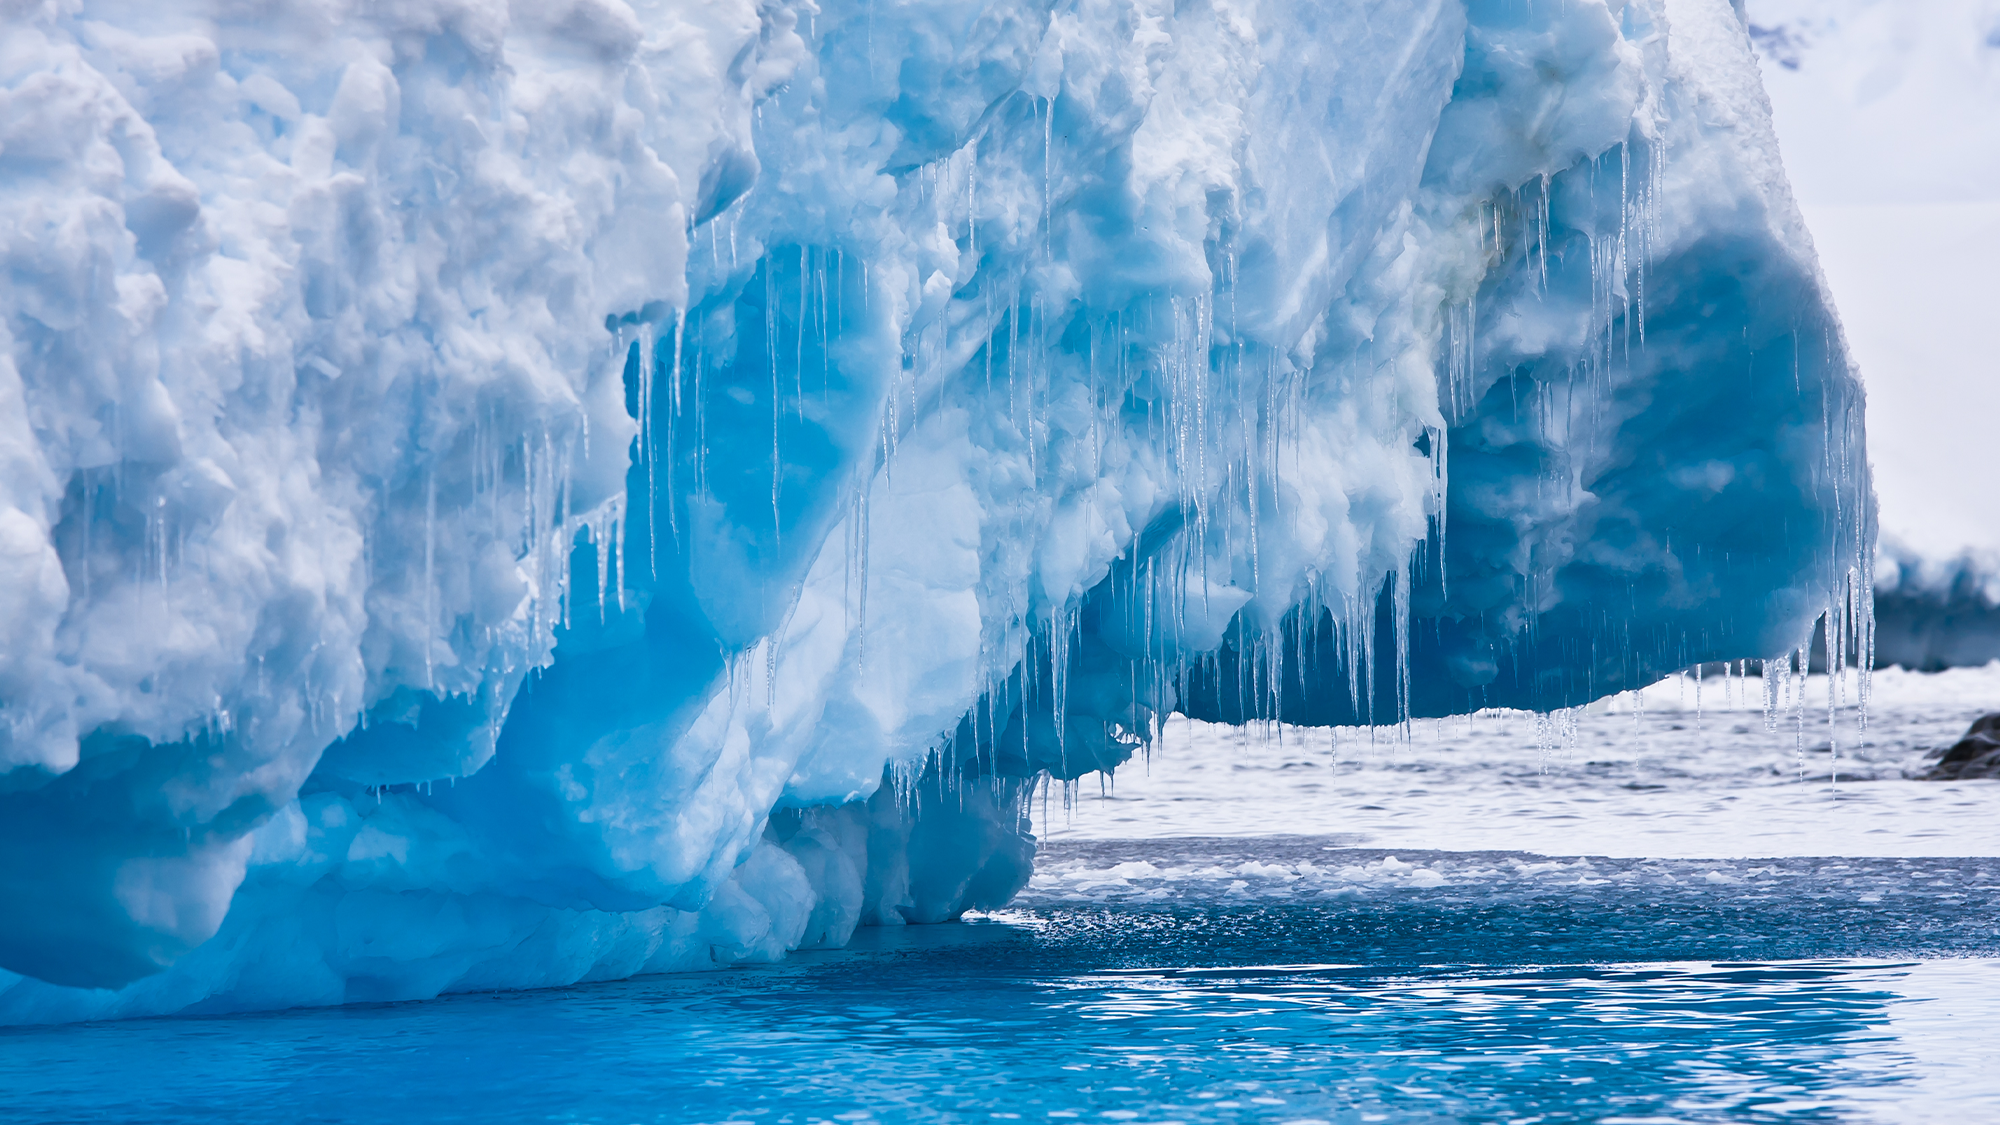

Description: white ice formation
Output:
[0,0,1868,1022]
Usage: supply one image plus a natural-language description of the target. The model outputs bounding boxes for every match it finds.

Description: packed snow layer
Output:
[0,0,1865,1021]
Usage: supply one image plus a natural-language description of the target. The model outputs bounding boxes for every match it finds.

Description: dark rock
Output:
[1922,714,2000,779]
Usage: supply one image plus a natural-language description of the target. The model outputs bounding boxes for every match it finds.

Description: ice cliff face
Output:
[0,0,1867,1022]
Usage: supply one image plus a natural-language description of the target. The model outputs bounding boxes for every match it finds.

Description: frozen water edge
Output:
[1036,665,2000,859]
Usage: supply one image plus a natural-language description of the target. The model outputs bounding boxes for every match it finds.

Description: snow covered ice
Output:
[0,0,1869,1023]
[1039,663,2000,866]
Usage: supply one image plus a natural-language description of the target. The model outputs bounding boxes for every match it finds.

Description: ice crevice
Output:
[0,0,1868,1023]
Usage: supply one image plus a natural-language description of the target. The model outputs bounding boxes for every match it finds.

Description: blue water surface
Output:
[6,851,1999,1124]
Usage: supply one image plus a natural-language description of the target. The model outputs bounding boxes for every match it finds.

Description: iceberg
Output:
[0,0,1867,1023]
[1871,544,2000,673]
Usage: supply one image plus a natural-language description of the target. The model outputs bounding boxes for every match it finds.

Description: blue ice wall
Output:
[0,0,1866,1022]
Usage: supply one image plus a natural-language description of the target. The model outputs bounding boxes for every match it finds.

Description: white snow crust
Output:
[0,0,1867,1022]
[1040,663,2000,860]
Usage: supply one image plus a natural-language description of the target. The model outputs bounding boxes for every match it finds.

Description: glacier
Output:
[0,0,1868,1023]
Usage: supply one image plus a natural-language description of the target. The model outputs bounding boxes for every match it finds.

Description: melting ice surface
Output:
[1,0,1873,1025]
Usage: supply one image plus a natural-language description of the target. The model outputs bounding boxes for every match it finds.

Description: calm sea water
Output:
[5,892,1999,1124]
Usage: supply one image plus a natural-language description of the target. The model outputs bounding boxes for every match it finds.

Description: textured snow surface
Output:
[1039,664,2000,859]
[0,0,1865,1021]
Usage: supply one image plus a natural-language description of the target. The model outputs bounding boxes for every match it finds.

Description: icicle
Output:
[1043,95,1054,261]
[1694,660,1703,732]
[666,308,686,547]
[1825,605,1840,788]
[424,471,437,690]
[1761,657,1778,733]
[1793,642,1810,781]
[638,322,658,568]
[1393,567,1411,732]
[768,257,783,547]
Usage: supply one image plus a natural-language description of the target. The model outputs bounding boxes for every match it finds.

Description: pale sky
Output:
[1747,0,2000,557]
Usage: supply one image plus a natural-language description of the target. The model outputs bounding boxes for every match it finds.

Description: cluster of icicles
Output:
[385,62,1876,808]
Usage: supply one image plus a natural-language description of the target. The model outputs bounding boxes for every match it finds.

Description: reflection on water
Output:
[4,903,1996,1123]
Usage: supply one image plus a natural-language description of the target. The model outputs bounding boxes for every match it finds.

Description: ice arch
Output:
[0,0,1865,1022]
